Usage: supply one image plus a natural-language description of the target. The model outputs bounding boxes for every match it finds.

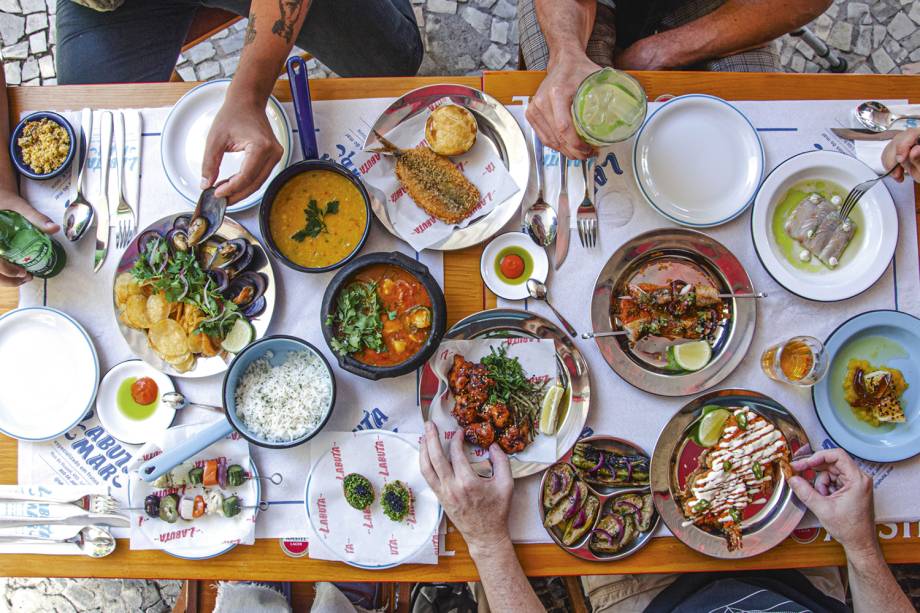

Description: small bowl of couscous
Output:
[10,111,76,180]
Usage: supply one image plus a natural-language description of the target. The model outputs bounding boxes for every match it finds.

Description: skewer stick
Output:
[582,330,628,339]
[618,292,767,300]
[122,500,271,513]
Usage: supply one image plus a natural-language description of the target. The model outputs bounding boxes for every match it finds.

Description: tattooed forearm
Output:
[271,0,307,44]
[244,14,257,46]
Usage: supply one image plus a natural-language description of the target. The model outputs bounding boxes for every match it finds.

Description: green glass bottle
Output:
[0,210,66,278]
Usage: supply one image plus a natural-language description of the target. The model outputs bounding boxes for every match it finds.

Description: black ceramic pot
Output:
[321,252,447,380]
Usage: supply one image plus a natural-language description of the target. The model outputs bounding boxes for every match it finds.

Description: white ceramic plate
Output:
[161,79,293,213]
[751,150,898,302]
[96,360,177,445]
[633,95,764,227]
[0,307,98,441]
[480,232,549,300]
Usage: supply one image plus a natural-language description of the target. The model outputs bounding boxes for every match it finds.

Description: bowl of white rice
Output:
[223,335,336,448]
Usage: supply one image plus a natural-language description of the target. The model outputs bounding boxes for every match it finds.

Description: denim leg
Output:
[56,0,198,84]
[209,0,423,77]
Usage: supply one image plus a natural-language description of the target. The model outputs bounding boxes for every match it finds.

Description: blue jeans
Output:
[56,0,423,84]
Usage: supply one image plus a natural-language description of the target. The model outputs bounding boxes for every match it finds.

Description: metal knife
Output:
[554,155,570,270]
[0,512,129,529]
[831,127,902,141]
[93,111,113,272]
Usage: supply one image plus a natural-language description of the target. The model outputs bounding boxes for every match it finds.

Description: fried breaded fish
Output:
[372,131,481,224]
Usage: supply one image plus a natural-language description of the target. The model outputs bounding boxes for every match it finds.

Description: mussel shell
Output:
[242,296,266,318]
[207,269,230,293]
[208,238,250,270]
[225,271,268,310]
[165,228,190,253]
[173,215,191,232]
[137,230,163,255]
[188,187,227,246]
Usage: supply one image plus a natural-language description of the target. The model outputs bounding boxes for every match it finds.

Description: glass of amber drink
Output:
[760,336,828,386]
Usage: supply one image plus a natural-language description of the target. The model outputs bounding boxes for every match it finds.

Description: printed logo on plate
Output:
[791,527,820,544]
[279,538,309,557]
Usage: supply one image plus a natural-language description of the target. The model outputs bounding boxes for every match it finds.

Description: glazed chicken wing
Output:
[464,421,495,448]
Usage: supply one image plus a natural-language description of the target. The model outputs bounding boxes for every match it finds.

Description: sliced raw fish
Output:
[784,194,854,268]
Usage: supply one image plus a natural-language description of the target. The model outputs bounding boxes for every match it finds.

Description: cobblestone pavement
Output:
[0,578,180,613]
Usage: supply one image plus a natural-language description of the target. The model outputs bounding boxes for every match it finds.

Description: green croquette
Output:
[381,480,412,522]
[343,473,375,510]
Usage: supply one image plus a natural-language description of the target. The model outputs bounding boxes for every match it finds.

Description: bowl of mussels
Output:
[539,435,659,561]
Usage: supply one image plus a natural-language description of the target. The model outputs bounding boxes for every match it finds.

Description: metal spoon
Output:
[856,101,920,132]
[581,330,628,339]
[526,278,577,337]
[522,130,557,246]
[63,108,95,242]
[0,526,116,558]
[162,391,223,413]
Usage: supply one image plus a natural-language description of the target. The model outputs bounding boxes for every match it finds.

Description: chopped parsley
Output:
[326,281,386,355]
[291,199,339,242]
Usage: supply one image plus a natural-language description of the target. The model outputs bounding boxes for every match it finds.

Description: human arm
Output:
[615,0,831,70]
[201,0,311,203]
[525,0,599,159]
[788,448,914,613]
[881,128,920,183]
[0,70,58,287]
[419,422,544,613]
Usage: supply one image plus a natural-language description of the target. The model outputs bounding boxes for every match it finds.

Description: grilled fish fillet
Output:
[372,131,481,224]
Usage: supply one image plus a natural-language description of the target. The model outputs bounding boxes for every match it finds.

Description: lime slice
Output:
[539,384,565,435]
[221,318,255,353]
[697,408,730,448]
[700,404,724,416]
[672,341,712,372]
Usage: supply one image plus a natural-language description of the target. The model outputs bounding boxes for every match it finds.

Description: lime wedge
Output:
[696,408,730,448]
[221,318,255,353]
[539,384,565,435]
[672,341,712,372]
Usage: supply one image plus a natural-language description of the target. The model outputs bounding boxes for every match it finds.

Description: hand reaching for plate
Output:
[201,97,283,205]
[788,448,877,557]
[419,421,514,556]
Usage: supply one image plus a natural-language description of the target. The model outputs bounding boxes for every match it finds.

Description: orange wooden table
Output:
[0,72,919,581]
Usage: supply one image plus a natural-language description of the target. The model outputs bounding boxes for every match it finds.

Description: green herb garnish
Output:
[752,461,763,479]
[326,281,386,355]
[480,345,547,434]
[291,199,339,242]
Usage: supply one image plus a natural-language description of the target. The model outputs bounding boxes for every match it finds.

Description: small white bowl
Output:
[96,360,177,445]
[480,232,549,300]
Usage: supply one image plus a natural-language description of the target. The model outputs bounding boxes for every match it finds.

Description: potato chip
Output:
[148,318,189,358]
[146,293,170,324]
[114,272,142,307]
[124,294,151,329]
[187,331,206,355]
[164,351,192,366]
[170,353,196,373]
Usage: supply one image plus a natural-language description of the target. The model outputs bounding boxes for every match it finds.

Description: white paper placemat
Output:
[498,99,920,543]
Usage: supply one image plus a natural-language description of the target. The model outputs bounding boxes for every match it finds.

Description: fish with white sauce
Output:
[678,407,792,551]
[784,193,855,268]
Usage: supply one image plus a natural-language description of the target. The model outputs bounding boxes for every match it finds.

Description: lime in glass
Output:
[571,67,647,146]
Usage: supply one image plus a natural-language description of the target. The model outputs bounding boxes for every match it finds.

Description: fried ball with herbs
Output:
[343,473,375,511]
[381,480,412,522]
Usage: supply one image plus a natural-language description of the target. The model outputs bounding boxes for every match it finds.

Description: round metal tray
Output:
[539,435,659,562]
[650,389,809,559]
[589,228,756,396]
[419,308,590,479]
[113,214,276,379]
[362,83,529,251]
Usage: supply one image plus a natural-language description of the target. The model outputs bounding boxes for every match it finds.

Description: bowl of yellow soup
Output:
[260,161,372,273]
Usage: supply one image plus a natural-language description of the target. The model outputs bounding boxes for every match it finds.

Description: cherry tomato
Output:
[499,254,525,279]
[130,377,158,406]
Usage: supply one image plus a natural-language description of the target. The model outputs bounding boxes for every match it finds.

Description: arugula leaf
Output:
[291,199,340,242]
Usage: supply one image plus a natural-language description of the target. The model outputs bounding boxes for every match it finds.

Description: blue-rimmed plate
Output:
[0,307,98,441]
[305,430,442,569]
[813,310,920,462]
[161,79,293,213]
[633,94,764,227]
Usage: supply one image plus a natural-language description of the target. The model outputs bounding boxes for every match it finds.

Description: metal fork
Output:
[0,493,119,514]
[840,136,920,220]
[576,158,598,248]
[113,111,136,249]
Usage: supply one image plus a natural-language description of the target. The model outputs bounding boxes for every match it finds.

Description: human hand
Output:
[201,97,283,205]
[526,50,599,160]
[881,128,920,183]
[788,448,878,557]
[614,37,672,71]
[419,421,514,556]
[0,189,58,287]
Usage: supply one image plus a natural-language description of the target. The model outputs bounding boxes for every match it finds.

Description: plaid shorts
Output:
[518,0,781,72]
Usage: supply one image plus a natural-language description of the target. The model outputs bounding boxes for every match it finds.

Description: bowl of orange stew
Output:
[321,252,446,380]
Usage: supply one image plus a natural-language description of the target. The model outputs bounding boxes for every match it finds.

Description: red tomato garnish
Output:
[499,254,525,279]
[130,377,158,406]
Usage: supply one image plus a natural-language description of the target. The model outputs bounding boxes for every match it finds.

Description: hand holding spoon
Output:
[526,278,577,337]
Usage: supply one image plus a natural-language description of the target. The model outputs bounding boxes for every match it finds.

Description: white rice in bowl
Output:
[234,349,332,442]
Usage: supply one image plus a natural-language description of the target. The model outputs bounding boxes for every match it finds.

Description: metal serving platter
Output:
[113,214,276,379]
[419,308,590,479]
[539,436,659,562]
[650,389,809,559]
[362,83,529,251]
[590,228,756,396]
